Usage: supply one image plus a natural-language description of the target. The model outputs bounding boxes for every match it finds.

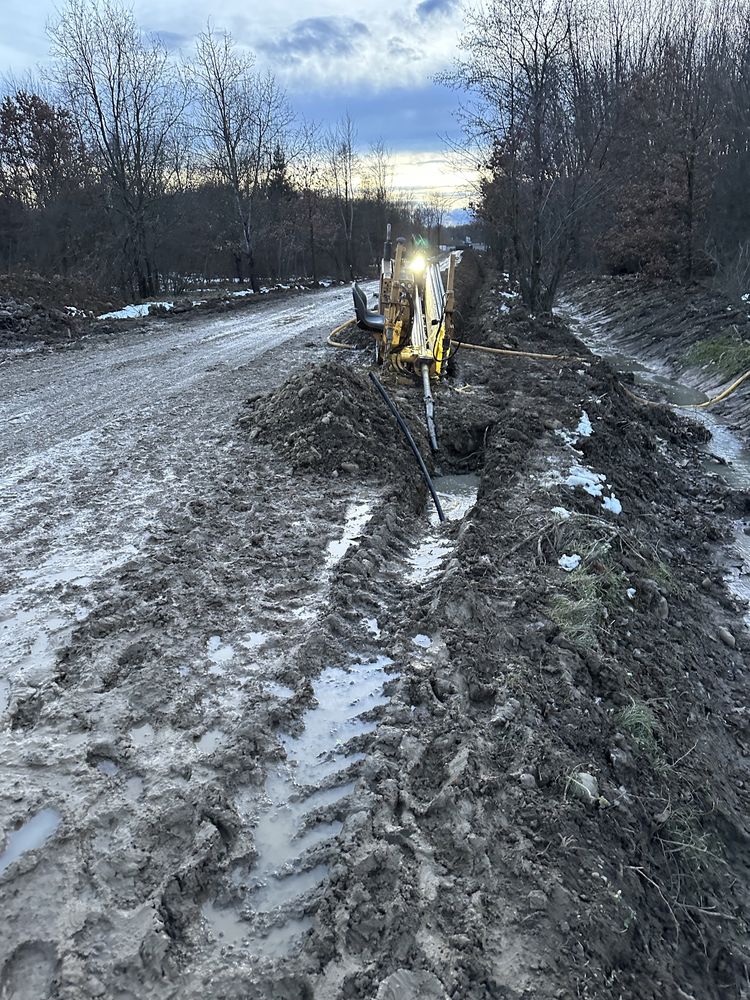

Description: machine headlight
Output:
[409,254,426,273]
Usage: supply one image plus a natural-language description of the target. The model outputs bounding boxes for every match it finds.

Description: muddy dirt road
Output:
[2,262,749,1000]
[1,286,359,702]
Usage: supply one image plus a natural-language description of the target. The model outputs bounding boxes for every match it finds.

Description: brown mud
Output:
[1,255,749,1000]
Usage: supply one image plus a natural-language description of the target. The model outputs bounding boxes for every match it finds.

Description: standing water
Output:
[202,655,394,955]
[407,473,480,582]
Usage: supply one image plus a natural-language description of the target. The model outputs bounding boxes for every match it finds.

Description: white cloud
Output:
[2,0,464,93]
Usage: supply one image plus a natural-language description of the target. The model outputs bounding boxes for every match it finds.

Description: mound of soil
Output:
[239,362,434,488]
[0,271,119,346]
[0,296,78,346]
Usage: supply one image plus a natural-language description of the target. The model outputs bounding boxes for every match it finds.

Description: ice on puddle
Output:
[558,554,582,572]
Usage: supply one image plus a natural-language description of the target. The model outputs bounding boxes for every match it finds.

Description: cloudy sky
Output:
[0,0,477,210]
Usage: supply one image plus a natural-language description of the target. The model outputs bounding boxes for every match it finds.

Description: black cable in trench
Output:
[368,372,446,523]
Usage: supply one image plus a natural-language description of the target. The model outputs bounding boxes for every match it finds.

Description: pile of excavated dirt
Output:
[0,296,79,346]
[563,274,750,435]
[239,362,434,486]
[0,273,117,346]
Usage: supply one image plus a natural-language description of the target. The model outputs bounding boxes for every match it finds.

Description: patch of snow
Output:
[98,301,173,320]
[364,617,381,637]
[576,410,593,437]
[231,289,254,298]
[565,465,606,497]
[602,494,622,515]
[551,506,572,520]
[65,306,87,317]
[627,587,636,600]
[558,553,582,572]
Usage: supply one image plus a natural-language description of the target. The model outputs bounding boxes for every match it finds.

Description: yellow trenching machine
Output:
[352,225,459,453]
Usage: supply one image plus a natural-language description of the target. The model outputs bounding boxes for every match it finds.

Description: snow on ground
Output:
[99,302,172,320]
[558,553,582,571]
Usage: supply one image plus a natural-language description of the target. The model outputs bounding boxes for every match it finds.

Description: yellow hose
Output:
[327,319,359,350]
[448,340,585,363]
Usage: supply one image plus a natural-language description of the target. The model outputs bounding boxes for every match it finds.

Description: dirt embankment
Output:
[564,274,750,434]
[2,260,749,1000]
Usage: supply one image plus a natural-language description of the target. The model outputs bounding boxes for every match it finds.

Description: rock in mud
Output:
[718,626,736,648]
[491,697,521,726]
[568,771,600,805]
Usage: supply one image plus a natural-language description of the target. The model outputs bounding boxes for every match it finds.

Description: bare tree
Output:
[50,0,186,297]
[325,114,359,279]
[190,26,293,292]
[425,190,453,248]
[292,119,325,282]
[445,0,613,310]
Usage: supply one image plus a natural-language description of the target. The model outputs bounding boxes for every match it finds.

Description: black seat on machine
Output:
[352,282,385,333]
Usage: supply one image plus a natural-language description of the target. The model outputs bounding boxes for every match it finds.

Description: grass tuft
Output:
[616,699,659,755]
[549,570,602,645]
[685,335,750,378]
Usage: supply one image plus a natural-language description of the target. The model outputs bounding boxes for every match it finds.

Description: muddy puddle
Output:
[0,808,61,876]
[202,654,393,956]
[408,473,479,582]
[568,309,750,610]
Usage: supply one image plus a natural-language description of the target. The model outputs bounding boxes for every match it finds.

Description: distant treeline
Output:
[0,1,474,301]
[446,0,750,310]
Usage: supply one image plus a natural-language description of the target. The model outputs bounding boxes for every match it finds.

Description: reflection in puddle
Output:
[207,636,235,673]
[197,728,224,753]
[325,498,375,569]
[130,724,154,746]
[408,474,479,583]
[264,680,295,700]
[124,776,144,801]
[0,809,61,875]
[430,473,481,525]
